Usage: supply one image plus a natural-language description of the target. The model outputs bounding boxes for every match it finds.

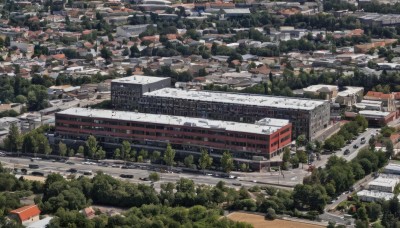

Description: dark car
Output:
[353,144,359,149]
[139,177,149,181]
[67,168,77,173]
[120,174,134,179]
[66,161,75,165]
[344,149,350,155]
[31,171,44,176]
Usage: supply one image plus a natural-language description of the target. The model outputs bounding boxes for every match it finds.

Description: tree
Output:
[36,134,52,156]
[282,147,291,163]
[126,68,133,76]
[4,123,22,153]
[296,151,308,168]
[221,151,234,173]
[357,206,368,221]
[85,135,98,158]
[265,208,277,220]
[163,144,176,168]
[77,146,84,156]
[385,140,394,158]
[184,155,194,168]
[149,172,160,182]
[100,47,112,62]
[58,142,67,157]
[290,155,300,168]
[95,146,106,160]
[240,163,249,172]
[114,148,121,159]
[68,148,75,157]
[296,134,307,148]
[369,137,376,150]
[198,149,213,173]
[150,151,161,163]
[121,140,131,161]
[367,202,382,222]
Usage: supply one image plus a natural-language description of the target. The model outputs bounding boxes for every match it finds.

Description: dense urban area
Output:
[2,0,400,227]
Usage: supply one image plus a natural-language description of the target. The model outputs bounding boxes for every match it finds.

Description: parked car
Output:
[344,149,350,155]
[353,144,359,149]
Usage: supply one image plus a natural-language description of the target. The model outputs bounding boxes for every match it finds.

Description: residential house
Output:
[9,205,41,226]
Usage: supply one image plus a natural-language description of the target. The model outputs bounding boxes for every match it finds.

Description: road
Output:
[313,128,379,169]
[0,157,281,191]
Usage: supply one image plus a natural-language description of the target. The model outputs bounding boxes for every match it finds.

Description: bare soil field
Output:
[227,212,324,228]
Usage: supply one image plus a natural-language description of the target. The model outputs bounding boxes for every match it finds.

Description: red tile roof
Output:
[10,205,41,222]
[365,91,394,99]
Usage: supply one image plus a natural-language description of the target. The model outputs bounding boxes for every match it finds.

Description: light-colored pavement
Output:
[0,157,271,191]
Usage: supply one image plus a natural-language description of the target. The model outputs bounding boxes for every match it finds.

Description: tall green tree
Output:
[163,144,176,168]
[77,146,84,156]
[151,150,161,163]
[282,147,291,163]
[36,134,52,156]
[4,123,22,153]
[58,142,67,157]
[184,155,194,168]
[121,140,131,161]
[114,148,121,159]
[221,151,234,173]
[85,135,98,158]
[198,149,213,173]
[68,148,75,157]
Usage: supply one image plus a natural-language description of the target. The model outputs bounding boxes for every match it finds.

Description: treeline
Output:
[0,75,48,111]
[363,1,400,14]
[4,124,53,156]
[49,205,251,228]
[36,171,320,221]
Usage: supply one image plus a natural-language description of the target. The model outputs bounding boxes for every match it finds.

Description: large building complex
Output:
[137,88,330,139]
[55,108,292,163]
[111,76,171,111]
[111,76,330,140]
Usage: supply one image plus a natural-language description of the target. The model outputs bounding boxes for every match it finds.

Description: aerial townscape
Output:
[3,0,400,227]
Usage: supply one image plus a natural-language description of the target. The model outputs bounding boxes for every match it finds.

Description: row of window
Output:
[56,120,271,141]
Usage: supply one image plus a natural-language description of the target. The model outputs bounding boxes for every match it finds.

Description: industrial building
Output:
[357,190,397,202]
[55,108,292,165]
[368,176,399,193]
[384,163,400,175]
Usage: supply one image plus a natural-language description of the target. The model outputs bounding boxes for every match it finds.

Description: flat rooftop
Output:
[359,110,391,117]
[144,88,326,110]
[58,108,290,135]
[384,163,400,172]
[111,76,169,85]
[357,190,394,200]
[368,176,399,188]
